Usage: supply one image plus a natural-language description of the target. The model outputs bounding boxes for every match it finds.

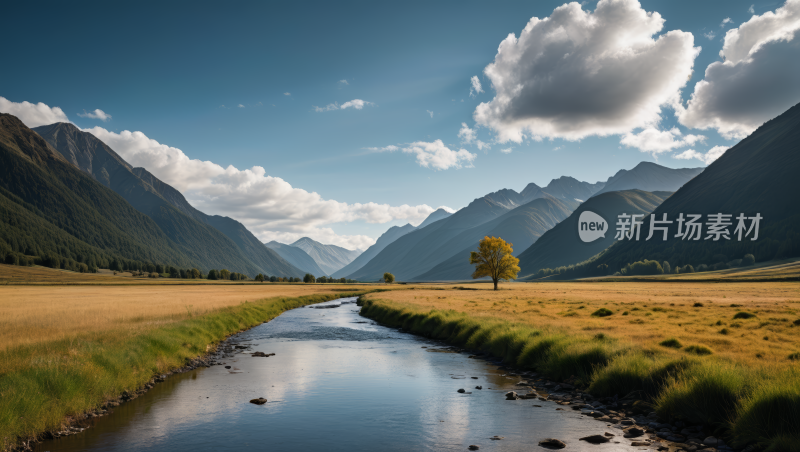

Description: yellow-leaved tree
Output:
[469,236,520,290]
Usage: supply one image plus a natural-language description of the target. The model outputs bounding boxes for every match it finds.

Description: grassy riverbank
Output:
[0,289,369,451]
[359,283,800,450]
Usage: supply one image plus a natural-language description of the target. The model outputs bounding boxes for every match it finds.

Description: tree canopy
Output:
[383,272,395,283]
[469,236,520,290]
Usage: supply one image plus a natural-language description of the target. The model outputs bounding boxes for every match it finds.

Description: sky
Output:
[2,0,799,249]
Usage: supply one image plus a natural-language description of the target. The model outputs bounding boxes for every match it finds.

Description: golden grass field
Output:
[0,283,368,352]
[366,280,800,367]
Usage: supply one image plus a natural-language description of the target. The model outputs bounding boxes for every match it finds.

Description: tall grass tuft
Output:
[730,369,800,449]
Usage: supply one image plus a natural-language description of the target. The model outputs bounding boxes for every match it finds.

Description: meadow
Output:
[359,280,800,450]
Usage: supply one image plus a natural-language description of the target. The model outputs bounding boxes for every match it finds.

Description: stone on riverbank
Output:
[579,434,610,444]
[538,438,566,449]
[249,398,267,405]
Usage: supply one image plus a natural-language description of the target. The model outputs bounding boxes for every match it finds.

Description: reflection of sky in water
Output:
[37,297,639,451]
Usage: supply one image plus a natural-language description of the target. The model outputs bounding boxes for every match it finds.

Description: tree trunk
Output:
[493,278,498,290]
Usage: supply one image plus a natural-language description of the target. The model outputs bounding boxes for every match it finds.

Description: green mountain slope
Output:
[0,114,194,267]
[34,122,302,277]
[413,196,575,281]
[517,190,671,277]
[561,102,800,276]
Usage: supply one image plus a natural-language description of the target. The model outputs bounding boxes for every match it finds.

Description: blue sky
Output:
[2,0,797,249]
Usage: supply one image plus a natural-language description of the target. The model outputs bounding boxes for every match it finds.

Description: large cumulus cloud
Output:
[0,96,69,127]
[678,0,800,139]
[474,0,699,142]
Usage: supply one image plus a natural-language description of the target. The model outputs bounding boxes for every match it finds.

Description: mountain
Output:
[592,162,703,197]
[290,237,361,275]
[264,241,326,276]
[0,113,195,269]
[331,223,417,279]
[417,208,453,229]
[412,196,575,281]
[33,122,303,277]
[345,185,580,282]
[560,102,800,276]
[519,176,604,204]
[516,190,671,277]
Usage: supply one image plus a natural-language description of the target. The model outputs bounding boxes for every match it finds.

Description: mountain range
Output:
[592,162,703,197]
[517,189,672,277]
[289,237,361,275]
[576,101,800,272]
[330,208,453,279]
[264,240,327,276]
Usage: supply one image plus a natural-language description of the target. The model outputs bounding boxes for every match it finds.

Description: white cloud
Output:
[476,140,491,151]
[283,92,291,96]
[340,99,372,110]
[458,123,476,143]
[314,103,340,112]
[704,31,716,40]
[0,96,69,127]
[314,99,373,112]
[620,127,705,155]
[238,104,245,108]
[80,126,447,249]
[77,109,112,121]
[721,17,734,27]
[401,140,477,170]
[749,4,755,14]
[678,0,800,139]
[427,110,434,118]
[500,147,513,154]
[338,79,349,86]
[674,145,729,165]
[365,145,399,152]
[469,75,483,97]
[553,146,563,151]
[473,0,699,143]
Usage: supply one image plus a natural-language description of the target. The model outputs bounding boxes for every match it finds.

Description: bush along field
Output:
[0,290,369,452]
[358,284,800,451]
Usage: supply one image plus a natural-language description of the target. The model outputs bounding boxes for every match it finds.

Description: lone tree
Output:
[383,272,395,284]
[469,236,520,290]
[304,273,315,283]
[255,273,265,282]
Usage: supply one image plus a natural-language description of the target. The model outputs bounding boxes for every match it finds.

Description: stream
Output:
[36,297,640,451]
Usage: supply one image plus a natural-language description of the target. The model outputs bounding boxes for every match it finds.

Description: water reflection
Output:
[37,298,634,451]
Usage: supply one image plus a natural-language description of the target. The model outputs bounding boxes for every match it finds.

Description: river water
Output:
[37,298,637,451]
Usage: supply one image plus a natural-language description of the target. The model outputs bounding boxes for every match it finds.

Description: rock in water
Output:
[468,445,480,450]
[538,438,566,449]
[579,434,611,444]
[505,391,520,400]
[249,398,267,405]
[475,386,483,390]
[457,388,466,393]
[623,427,645,438]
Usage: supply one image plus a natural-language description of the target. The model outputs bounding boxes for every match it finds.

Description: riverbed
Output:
[36,297,638,451]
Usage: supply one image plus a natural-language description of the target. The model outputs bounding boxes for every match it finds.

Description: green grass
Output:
[685,345,714,356]
[0,290,368,451]
[734,311,757,319]
[659,338,683,349]
[591,308,613,317]
[358,297,800,449]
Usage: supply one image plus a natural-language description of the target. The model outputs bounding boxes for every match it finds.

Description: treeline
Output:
[535,253,757,280]
[303,273,358,283]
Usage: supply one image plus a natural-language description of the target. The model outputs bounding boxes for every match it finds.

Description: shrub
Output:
[685,345,713,356]
[693,302,704,307]
[660,338,683,349]
[592,308,613,317]
[734,312,757,320]
[720,328,730,335]
[789,353,800,361]
[742,254,756,266]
